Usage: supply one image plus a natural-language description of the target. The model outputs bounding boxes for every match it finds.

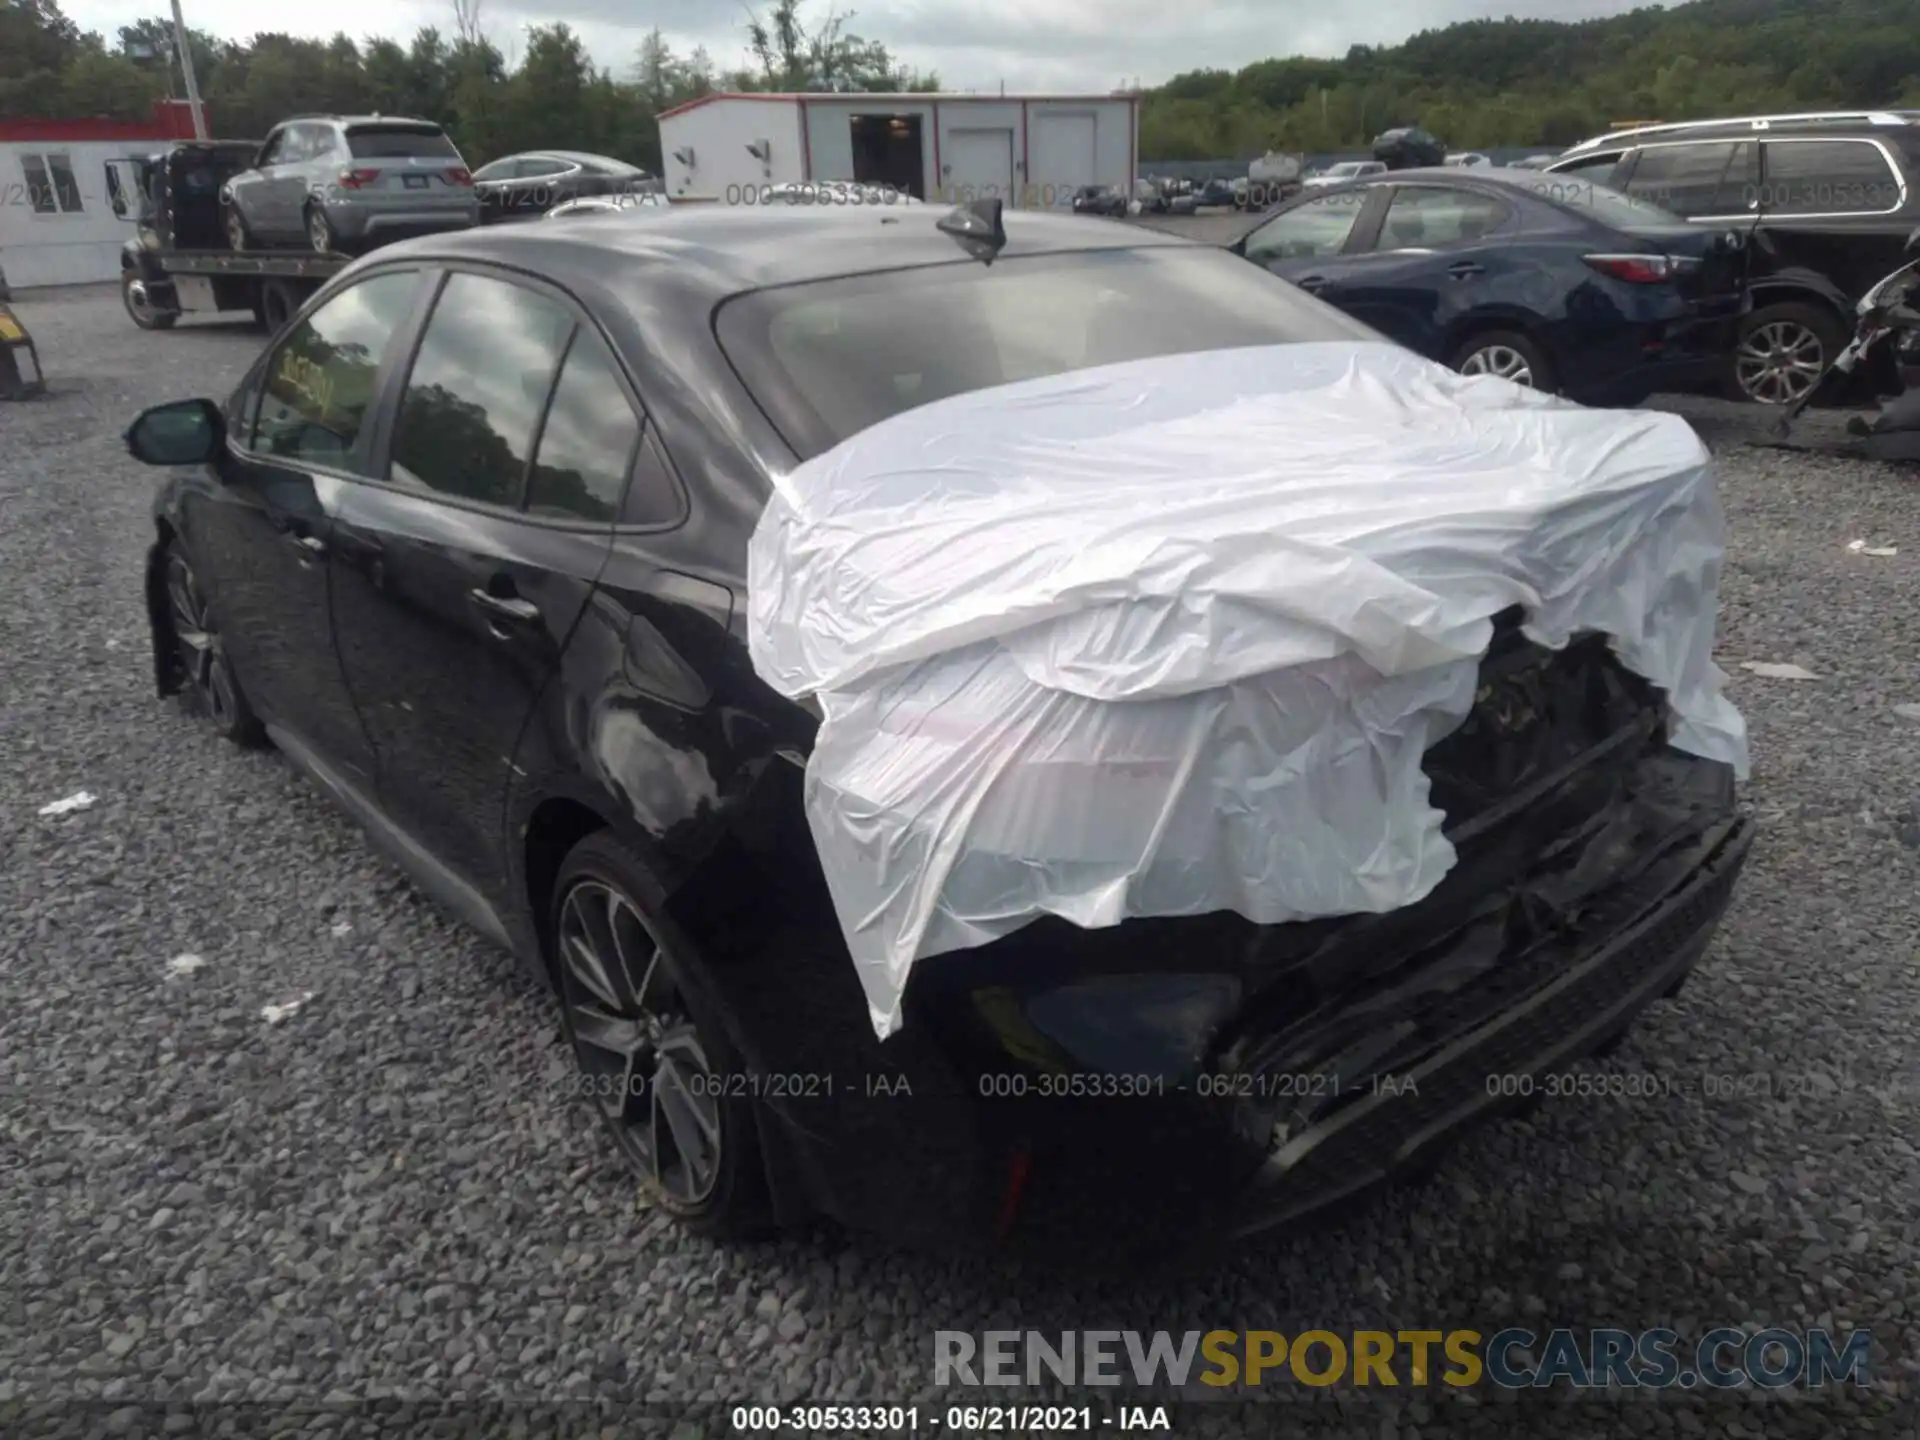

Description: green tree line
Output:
[0,0,936,172]
[8,0,1920,167]
[1141,0,1920,158]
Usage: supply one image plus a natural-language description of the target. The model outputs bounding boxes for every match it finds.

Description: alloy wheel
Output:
[123,275,159,327]
[1735,320,1825,405]
[308,210,333,254]
[164,552,239,730]
[556,878,723,1208]
[1458,344,1535,387]
[226,211,248,251]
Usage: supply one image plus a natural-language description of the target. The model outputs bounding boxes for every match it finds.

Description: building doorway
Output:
[850,114,926,198]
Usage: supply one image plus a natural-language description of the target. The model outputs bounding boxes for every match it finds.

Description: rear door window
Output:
[252,270,424,470]
[1372,186,1510,249]
[347,127,460,160]
[1618,142,1749,216]
[1760,139,1904,214]
[387,272,576,508]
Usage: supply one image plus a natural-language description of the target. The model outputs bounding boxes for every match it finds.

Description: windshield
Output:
[715,246,1379,459]
[347,126,459,160]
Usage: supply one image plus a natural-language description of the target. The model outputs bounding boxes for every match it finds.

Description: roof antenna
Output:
[936,197,1006,264]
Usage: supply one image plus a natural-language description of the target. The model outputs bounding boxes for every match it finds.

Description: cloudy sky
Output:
[62,0,1665,93]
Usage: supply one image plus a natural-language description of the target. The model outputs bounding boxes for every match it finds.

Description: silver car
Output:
[221,115,480,255]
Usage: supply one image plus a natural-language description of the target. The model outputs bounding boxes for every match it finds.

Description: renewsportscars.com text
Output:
[934,1328,1871,1390]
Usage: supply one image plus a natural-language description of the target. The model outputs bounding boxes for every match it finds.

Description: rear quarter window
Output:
[1759,139,1904,214]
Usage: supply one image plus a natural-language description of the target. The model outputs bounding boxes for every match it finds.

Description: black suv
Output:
[1544,110,1920,404]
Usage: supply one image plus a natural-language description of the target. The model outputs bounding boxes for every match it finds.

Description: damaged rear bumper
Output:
[1232,807,1751,1237]
[870,737,1752,1257]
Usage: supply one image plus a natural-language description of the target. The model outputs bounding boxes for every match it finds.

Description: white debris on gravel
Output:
[1,288,1916,1434]
[1848,539,1899,556]
[329,920,353,939]
[1896,703,1920,721]
[36,790,96,816]
[165,953,206,976]
[260,991,315,1025]
[1739,661,1821,680]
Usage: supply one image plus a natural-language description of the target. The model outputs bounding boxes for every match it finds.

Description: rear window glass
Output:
[1525,175,1689,231]
[715,246,1378,459]
[347,127,458,160]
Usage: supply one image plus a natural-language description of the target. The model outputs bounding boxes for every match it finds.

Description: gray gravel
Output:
[5,285,1920,1438]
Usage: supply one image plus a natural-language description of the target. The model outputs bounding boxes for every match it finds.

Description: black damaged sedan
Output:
[126,203,1753,1259]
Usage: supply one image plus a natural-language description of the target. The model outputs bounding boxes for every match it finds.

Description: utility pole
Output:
[168,0,209,139]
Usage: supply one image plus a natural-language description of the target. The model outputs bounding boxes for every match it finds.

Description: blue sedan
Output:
[1231,167,1754,406]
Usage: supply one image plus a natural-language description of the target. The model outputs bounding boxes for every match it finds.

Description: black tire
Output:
[224,205,254,253]
[550,832,773,1240]
[1448,329,1555,391]
[161,540,265,746]
[258,280,297,335]
[1727,300,1847,406]
[304,202,340,255]
[122,271,177,331]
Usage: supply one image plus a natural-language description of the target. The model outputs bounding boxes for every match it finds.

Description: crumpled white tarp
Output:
[748,342,1749,1038]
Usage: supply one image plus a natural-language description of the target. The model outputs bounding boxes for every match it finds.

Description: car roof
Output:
[372,205,1191,296]
[1563,111,1920,154]
[517,150,646,170]
[1333,166,1580,189]
[290,115,442,129]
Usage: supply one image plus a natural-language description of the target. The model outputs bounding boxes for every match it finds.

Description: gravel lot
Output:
[5,279,1920,1438]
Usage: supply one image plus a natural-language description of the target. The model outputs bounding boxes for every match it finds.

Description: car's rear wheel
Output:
[305,203,340,255]
[162,542,263,745]
[1450,330,1553,391]
[1729,301,1846,405]
[551,832,771,1239]
[258,280,298,335]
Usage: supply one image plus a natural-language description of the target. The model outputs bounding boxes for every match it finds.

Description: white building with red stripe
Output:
[656,92,1140,209]
[1,102,205,288]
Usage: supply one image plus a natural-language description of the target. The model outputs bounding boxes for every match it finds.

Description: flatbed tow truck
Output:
[111,141,352,334]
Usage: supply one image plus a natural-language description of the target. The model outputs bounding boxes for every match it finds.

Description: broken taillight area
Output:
[1421,609,1660,829]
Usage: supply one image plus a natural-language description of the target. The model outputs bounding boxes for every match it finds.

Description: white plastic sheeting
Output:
[748,342,1749,1038]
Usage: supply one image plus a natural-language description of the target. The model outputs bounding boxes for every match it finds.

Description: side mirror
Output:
[125,398,223,466]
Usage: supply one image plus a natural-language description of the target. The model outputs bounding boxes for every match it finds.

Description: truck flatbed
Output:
[157,250,351,279]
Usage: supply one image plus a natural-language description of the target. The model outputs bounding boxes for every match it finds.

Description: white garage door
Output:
[943,128,1014,203]
[1030,112,1097,210]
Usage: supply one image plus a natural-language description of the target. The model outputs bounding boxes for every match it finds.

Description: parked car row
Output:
[1541,109,1920,405]
[1230,165,1748,408]
[216,113,662,257]
[189,104,1920,410]
[1215,109,1920,407]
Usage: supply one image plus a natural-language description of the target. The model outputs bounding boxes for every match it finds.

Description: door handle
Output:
[283,531,326,556]
[469,589,541,624]
[1296,274,1327,291]
[1447,262,1484,279]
